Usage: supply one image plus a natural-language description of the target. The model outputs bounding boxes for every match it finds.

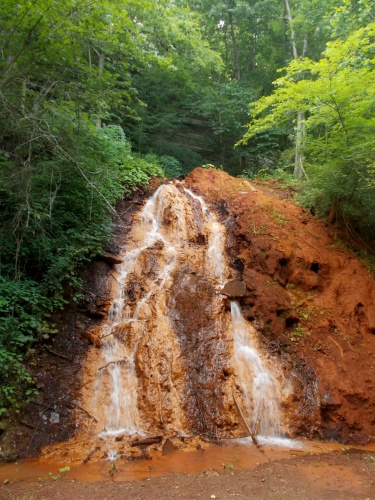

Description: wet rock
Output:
[84,298,112,318]
[115,433,126,442]
[167,268,233,435]
[49,412,60,424]
[221,280,246,298]
[96,252,123,266]
[162,438,178,455]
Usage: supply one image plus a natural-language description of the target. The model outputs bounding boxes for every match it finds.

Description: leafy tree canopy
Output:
[240,22,375,244]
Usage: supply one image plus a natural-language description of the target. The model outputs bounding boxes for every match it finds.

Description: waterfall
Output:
[231,301,281,436]
[92,184,185,436]
[183,188,226,284]
[83,182,284,440]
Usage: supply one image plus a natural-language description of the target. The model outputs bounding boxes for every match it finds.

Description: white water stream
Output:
[88,182,283,438]
[94,185,182,436]
[231,301,281,436]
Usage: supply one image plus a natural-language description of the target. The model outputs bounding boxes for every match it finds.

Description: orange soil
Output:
[185,168,375,443]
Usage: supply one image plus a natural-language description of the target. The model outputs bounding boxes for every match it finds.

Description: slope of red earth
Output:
[1,168,375,499]
[185,168,375,444]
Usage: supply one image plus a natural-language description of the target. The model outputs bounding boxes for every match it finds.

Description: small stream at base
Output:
[1,440,373,484]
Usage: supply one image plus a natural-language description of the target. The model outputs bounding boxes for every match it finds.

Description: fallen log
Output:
[131,436,163,447]
[82,446,100,464]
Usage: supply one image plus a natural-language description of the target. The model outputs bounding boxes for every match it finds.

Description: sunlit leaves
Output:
[241,23,375,241]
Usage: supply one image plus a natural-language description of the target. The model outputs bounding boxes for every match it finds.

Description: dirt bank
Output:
[185,168,375,444]
[1,167,375,467]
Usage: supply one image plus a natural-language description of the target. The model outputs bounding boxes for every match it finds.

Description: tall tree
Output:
[284,0,308,179]
[240,23,375,241]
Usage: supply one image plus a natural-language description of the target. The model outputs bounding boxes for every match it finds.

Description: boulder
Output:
[221,280,246,298]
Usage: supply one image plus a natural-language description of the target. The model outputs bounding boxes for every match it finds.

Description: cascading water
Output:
[90,185,187,436]
[183,188,226,284]
[231,301,281,436]
[82,181,285,443]
[184,187,282,437]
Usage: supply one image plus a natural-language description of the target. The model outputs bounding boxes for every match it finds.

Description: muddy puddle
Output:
[1,439,374,483]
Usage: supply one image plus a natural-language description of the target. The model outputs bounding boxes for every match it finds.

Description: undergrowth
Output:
[240,166,301,191]
[288,324,310,344]
[0,124,163,421]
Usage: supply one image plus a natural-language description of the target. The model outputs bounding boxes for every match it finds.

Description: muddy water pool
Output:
[1,439,374,484]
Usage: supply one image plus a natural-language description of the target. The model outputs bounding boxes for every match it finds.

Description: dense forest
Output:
[0,0,374,422]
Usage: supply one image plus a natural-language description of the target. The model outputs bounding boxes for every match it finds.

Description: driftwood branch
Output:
[82,446,100,464]
[131,436,163,447]
[19,420,47,432]
[156,371,164,426]
[98,359,124,371]
[100,331,116,340]
[328,335,345,358]
[46,347,71,361]
[253,400,264,437]
[244,180,257,192]
[233,394,259,447]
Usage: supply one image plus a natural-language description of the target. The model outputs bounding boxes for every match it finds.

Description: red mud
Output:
[1,168,375,498]
[185,168,375,444]
[1,446,375,499]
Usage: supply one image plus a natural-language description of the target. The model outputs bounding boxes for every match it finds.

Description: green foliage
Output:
[241,23,375,244]
[330,0,375,39]
[150,142,204,174]
[144,154,183,178]
[201,163,222,170]
[358,252,375,277]
[241,166,301,192]
[0,121,161,416]
[288,324,310,343]
[191,80,258,170]
[0,278,43,414]
[0,349,37,417]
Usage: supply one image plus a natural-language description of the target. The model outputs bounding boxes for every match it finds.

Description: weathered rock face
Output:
[186,167,375,444]
[78,182,248,448]
[167,268,232,434]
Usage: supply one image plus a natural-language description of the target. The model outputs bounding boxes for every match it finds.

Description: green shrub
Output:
[0,123,162,418]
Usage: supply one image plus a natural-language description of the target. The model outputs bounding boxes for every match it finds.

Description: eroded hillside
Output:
[186,168,375,443]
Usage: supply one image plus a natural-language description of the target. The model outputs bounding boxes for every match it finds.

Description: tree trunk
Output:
[294,111,305,179]
[227,2,240,80]
[96,51,105,129]
[284,0,308,179]
[284,0,298,59]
